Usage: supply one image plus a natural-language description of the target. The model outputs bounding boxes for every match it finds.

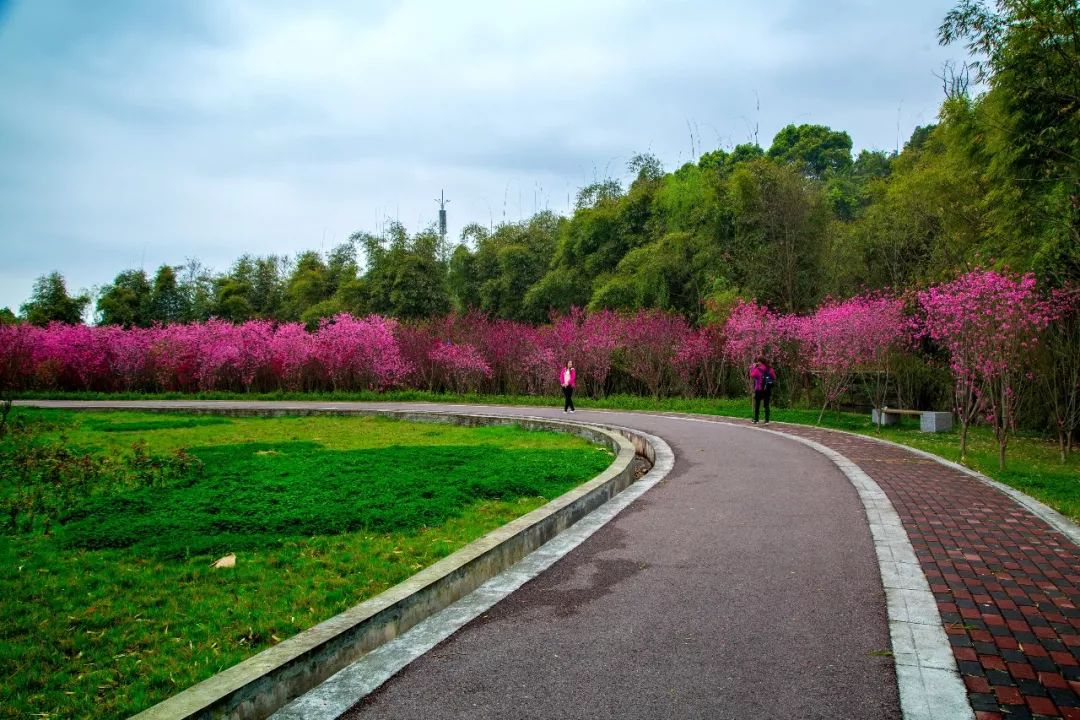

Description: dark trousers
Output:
[562,385,575,411]
[753,389,771,422]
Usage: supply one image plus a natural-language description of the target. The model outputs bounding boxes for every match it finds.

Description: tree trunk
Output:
[998,384,1008,471]
[1060,432,1067,464]
[960,421,970,465]
[0,398,10,437]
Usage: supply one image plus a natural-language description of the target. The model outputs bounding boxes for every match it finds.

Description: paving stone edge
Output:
[712,420,976,720]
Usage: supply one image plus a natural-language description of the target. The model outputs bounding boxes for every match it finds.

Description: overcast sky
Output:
[0,0,966,314]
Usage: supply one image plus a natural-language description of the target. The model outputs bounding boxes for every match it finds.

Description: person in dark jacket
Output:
[749,357,775,424]
[560,360,576,413]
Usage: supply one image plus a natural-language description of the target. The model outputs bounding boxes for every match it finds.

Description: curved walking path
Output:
[19,401,1080,719]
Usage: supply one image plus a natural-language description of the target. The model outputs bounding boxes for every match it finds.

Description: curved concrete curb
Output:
[77,408,655,720]
[741,423,975,720]
[271,427,675,719]
[822,428,1080,549]
[644,412,973,720]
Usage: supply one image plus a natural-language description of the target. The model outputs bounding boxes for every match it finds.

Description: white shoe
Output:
[570,409,575,413]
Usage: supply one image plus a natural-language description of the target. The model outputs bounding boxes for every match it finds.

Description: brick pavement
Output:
[769,423,1080,720]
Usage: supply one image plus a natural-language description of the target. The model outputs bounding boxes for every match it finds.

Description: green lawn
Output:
[0,409,614,720]
[16,389,1077,522]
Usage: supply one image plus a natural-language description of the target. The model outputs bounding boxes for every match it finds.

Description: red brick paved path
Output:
[769,423,1080,720]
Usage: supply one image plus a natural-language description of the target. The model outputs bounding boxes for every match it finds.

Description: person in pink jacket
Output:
[559,360,576,413]
[749,356,776,424]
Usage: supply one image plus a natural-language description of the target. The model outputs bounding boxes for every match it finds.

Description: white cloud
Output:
[0,0,963,312]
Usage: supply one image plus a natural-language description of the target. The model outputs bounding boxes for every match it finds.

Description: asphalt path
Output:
[22,400,901,719]
[346,405,901,720]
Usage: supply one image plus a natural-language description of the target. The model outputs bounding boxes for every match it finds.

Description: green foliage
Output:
[450,212,560,320]
[728,158,829,312]
[0,409,611,719]
[590,231,715,318]
[767,123,854,178]
[96,269,153,327]
[359,223,451,319]
[148,265,188,324]
[939,0,1080,284]
[19,272,89,326]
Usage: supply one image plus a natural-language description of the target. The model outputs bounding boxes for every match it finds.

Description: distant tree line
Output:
[6,0,1076,328]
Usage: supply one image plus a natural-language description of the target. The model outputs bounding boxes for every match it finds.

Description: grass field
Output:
[15,389,1078,522]
[0,409,614,719]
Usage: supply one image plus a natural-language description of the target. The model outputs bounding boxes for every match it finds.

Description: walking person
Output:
[560,360,576,413]
[749,356,775,424]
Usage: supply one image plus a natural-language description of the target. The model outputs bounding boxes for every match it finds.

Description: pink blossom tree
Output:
[428,341,492,393]
[618,309,695,399]
[795,294,911,425]
[672,325,725,397]
[313,314,411,391]
[0,323,36,433]
[541,308,619,398]
[918,270,1054,468]
[269,323,316,391]
[471,318,544,396]
[722,300,792,394]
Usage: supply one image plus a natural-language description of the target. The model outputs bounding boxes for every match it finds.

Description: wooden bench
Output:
[871,407,953,433]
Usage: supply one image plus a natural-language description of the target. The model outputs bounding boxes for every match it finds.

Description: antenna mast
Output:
[435,189,451,263]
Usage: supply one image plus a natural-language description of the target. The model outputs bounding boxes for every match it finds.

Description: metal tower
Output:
[435,190,450,263]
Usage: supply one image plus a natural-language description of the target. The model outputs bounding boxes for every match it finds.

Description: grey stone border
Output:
[657,416,974,720]
[750,425,974,720]
[270,426,674,719]
[31,405,655,720]
[836,430,1080,548]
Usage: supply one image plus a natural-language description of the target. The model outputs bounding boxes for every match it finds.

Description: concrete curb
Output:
[32,405,654,720]
[270,426,675,719]
[818,428,1080,549]
[741,423,975,720]
[627,411,974,720]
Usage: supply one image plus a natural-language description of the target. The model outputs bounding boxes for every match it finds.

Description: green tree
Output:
[358,223,451,319]
[453,212,561,319]
[834,116,991,290]
[767,124,854,178]
[590,231,716,319]
[448,242,481,311]
[148,265,188,324]
[96,269,152,327]
[940,0,1080,284]
[728,159,829,312]
[20,272,90,326]
[176,260,216,322]
[283,251,330,321]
